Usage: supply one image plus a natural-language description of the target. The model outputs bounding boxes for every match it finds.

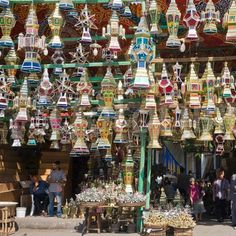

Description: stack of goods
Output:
[116,192,146,206]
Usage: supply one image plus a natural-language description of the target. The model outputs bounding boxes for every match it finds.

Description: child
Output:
[189,178,206,222]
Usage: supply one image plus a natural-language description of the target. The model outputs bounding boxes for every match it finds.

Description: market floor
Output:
[14,223,236,236]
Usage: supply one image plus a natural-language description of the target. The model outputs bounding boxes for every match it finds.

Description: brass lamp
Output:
[198,113,214,142]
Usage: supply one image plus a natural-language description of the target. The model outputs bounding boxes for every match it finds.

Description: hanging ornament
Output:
[181,108,196,141]
[214,107,224,135]
[0,122,8,144]
[173,62,183,84]
[18,4,46,73]
[186,63,202,109]
[109,0,124,11]
[223,105,236,141]
[166,0,181,48]
[0,6,16,48]
[60,118,72,148]
[148,0,162,35]
[145,72,157,110]
[27,117,37,146]
[130,15,152,89]
[59,0,74,10]
[183,0,200,40]
[198,113,214,142]
[10,118,25,147]
[0,0,9,7]
[90,42,101,56]
[49,108,61,149]
[160,109,173,137]
[223,0,236,43]
[201,0,220,34]
[51,49,65,75]
[48,3,64,49]
[122,4,132,18]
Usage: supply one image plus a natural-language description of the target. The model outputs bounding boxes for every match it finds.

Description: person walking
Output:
[231,173,236,229]
[213,168,230,222]
[177,167,189,206]
[47,161,66,217]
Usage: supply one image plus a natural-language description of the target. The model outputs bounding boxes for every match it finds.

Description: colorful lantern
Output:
[48,3,64,49]
[186,63,202,109]
[183,0,200,40]
[109,0,124,10]
[18,4,46,73]
[198,113,214,142]
[145,76,157,110]
[4,47,19,84]
[49,108,61,149]
[71,112,89,155]
[166,0,181,48]
[102,11,125,59]
[114,108,128,144]
[181,108,196,141]
[214,107,224,135]
[0,6,16,48]
[173,62,183,83]
[223,0,236,43]
[100,67,117,118]
[59,0,74,10]
[223,105,236,141]
[130,16,152,89]
[201,0,220,34]
[9,118,25,147]
[148,0,162,35]
[0,0,9,7]
[147,109,162,149]
[27,117,37,146]
[160,109,173,137]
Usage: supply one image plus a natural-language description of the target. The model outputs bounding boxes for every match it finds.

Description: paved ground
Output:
[14,222,236,236]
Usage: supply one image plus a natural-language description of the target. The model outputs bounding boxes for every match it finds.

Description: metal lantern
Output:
[4,47,19,84]
[114,108,128,143]
[214,107,224,135]
[183,0,200,40]
[198,113,214,142]
[148,0,162,35]
[224,0,236,43]
[117,80,124,101]
[173,62,183,83]
[9,118,25,147]
[49,108,61,149]
[166,0,181,48]
[0,6,16,48]
[0,0,9,7]
[202,62,216,112]
[18,4,46,73]
[109,0,124,11]
[223,105,236,141]
[201,0,220,34]
[160,109,173,137]
[147,110,162,149]
[58,0,74,10]
[186,63,202,109]
[122,148,134,193]
[130,16,152,89]
[158,64,173,106]
[101,67,117,118]
[181,108,196,141]
[48,3,64,49]
[122,4,132,18]
[102,11,125,59]
[37,68,53,107]
[71,112,89,155]
[145,77,157,110]
[27,117,37,146]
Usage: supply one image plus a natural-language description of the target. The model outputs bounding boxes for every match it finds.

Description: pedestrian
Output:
[47,161,66,218]
[230,173,236,229]
[29,175,49,216]
[213,168,230,222]
[163,177,176,205]
[177,167,189,206]
[189,178,206,222]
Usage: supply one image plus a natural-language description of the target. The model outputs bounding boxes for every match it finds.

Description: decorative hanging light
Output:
[109,0,124,11]
[70,112,89,156]
[51,49,65,75]
[48,3,64,49]
[223,105,236,141]
[145,73,157,110]
[0,6,16,48]
[148,0,162,35]
[186,63,202,109]
[4,47,19,84]
[130,15,152,89]
[166,0,181,48]
[58,0,74,10]
[160,109,173,137]
[201,0,220,34]
[0,0,9,7]
[173,62,183,84]
[100,67,117,118]
[18,4,46,73]
[0,122,8,145]
[181,108,196,141]
[102,11,125,59]
[183,0,200,40]
[214,107,224,135]
[147,109,162,149]
[27,117,37,146]
[49,108,61,149]
[198,113,214,142]
[223,0,236,43]
[122,3,132,18]
[90,42,102,56]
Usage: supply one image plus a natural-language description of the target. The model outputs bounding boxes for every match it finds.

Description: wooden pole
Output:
[145,149,152,210]
[152,55,236,64]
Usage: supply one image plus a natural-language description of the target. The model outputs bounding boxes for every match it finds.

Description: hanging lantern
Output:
[117,80,124,101]
[160,109,173,137]
[186,63,202,109]
[166,0,181,48]
[148,0,162,35]
[158,64,173,106]
[96,115,112,149]
[147,110,162,149]
[18,4,46,73]
[81,27,92,44]
[51,49,65,75]
[4,47,19,84]
[181,108,196,141]
[90,42,102,56]
[71,112,89,155]
[0,6,16,48]
[223,0,236,43]
[114,108,128,144]
[145,76,157,110]
[130,16,152,89]
[48,3,64,49]
[122,148,134,193]
[122,4,132,18]
[49,108,61,149]
[139,109,149,128]
[215,134,224,156]
[201,0,220,34]
[10,119,24,147]
[202,62,216,112]
[0,0,9,7]
[59,0,74,10]
[173,62,182,83]
[109,0,124,11]
[214,107,224,135]
[27,117,37,146]
[198,113,214,142]
[223,105,236,141]
[100,67,117,118]
[183,0,200,40]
